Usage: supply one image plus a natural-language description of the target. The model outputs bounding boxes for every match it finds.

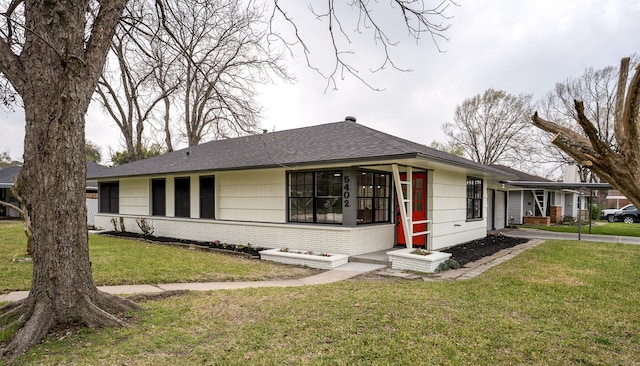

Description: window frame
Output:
[174,177,191,218]
[356,171,391,224]
[466,176,483,220]
[288,170,343,224]
[199,176,215,219]
[98,181,119,214]
[151,178,166,216]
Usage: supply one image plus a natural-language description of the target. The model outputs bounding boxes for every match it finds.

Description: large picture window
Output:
[199,176,215,219]
[151,179,166,216]
[357,171,391,224]
[98,182,119,214]
[289,171,342,224]
[466,176,483,219]
[174,177,191,218]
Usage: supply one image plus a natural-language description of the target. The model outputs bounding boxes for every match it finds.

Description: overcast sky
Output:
[1,0,639,163]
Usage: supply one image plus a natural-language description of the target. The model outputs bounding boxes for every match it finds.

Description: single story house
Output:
[89,117,518,256]
[0,165,22,218]
[0,162,107,226]
[490,165,577,225]
[493,165,612,225]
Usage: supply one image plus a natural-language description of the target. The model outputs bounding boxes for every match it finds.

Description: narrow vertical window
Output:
[174,177,191,218]
[199,176,215,219]
[98,182,119,214]
[315,171,343,224]
[357,171,391,224]
[151,179,166,216]
[466,176,483,219]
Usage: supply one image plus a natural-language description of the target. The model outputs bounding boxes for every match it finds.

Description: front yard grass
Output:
[521,221,640,237]
[0,223,317,295]
[8,239,640,365]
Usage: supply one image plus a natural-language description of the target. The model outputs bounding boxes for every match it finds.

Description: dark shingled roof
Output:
[0,165,22,184]
[1,162,108,187]
[490,164,553,182]
[89,120,514,179]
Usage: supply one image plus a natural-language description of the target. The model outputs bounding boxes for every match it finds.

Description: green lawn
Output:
[521,221,640,237]
[0,223,317,295]
[5,239,640,365]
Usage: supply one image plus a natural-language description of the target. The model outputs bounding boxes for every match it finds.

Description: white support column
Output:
[392,164,413,248]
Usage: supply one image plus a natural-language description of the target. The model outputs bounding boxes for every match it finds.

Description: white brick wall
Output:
[95,214,395,256]
[387,249,451,273]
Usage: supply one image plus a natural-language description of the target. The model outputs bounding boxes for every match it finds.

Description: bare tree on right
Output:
[533,57,640,208]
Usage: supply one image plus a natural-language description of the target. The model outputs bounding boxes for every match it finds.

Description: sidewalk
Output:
[0,262,386,303]
[506,227,640,245]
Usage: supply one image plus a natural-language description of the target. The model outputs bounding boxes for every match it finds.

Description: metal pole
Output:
[588,189,593,234]
[578,190,582,240]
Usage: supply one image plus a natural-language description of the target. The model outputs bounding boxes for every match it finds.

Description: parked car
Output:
[601,203,635,222]
[612,205,639,224]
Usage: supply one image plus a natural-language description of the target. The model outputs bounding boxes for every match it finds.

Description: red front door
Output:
[396,172,427,246]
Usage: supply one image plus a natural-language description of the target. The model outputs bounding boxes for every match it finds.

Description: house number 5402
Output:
[343,175,350,207]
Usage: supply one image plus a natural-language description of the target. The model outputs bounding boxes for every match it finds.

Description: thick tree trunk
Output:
[0,1,136,362]
[0,69,140,363]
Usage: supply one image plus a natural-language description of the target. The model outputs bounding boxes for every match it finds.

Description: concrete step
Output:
[349,250,391,266]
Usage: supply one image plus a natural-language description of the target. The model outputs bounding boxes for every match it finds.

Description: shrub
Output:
[135,217,154,236]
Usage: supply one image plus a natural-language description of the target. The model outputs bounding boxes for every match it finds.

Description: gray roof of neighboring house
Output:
[0,165,22,184]
[489,164,553,183]
[89,120,515,179]
[490,164,613,191]
[0,162,109,188]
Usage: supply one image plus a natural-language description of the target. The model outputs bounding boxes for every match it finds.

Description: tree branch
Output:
[0,37,25,93]
[84,0,128,86]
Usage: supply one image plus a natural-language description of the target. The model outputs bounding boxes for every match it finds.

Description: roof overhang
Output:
[501,181,613,190]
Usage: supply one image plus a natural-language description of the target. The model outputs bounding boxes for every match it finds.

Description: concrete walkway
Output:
[0,262,386,303]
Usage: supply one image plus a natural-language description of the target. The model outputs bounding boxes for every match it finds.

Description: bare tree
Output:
[95,1,179,162]
[0,149,20,167]
[270,0,456,91]
[442,88,534,167]
[157,0,290,146]
[532,63,627,182]
[533,57,640,208]
[85,141,102,163]
[429,140,464,157]
[0,0,453,360]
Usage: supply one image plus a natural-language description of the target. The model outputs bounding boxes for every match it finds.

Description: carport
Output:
[501,180,613,240]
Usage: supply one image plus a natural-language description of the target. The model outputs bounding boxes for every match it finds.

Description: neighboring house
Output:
[89,117,517,256]
[490,165,573,225]
[602,189,630,209]
[493,165,611,225]
[0,165,22,218]
[0,162,108,226]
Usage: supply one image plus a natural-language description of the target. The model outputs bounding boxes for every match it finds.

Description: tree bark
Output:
[0,1,139,362]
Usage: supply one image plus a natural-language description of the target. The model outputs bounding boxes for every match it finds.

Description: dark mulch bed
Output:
[442,235,530,266]
[101,231,530,268]
[100,231,266,257]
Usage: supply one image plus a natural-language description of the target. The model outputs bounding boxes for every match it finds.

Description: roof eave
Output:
[502,180,613,190]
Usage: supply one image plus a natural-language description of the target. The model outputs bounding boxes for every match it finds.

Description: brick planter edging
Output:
[523,216,551,226]
[260,249,349,270]
[387,249,452,273]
